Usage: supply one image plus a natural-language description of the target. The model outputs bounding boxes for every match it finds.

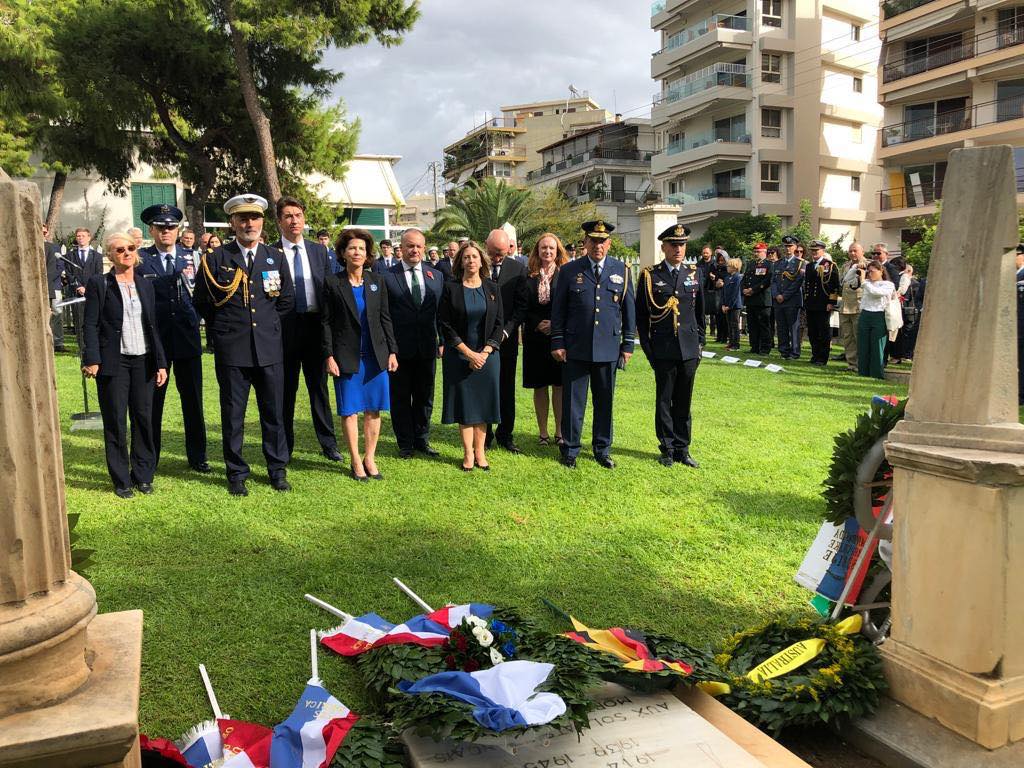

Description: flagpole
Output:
[304,593,353,622]
[392,577,434,613]
[198,664,223,720]
[310,629,319,682]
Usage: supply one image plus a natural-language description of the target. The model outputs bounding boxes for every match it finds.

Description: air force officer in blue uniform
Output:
[137,204,209,473]
[550,220,636,469]
[194,194,295,496]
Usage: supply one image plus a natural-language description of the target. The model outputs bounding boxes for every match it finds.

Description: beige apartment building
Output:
[650,0,884,243]
[875,0,1024,249]
[442,97,612,188]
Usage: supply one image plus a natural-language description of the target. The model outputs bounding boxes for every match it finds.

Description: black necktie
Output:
[246,250,254,273]
[165,254,174,274]
[670,267,679,285]
[493,263,501,281]
[593,263,601,283]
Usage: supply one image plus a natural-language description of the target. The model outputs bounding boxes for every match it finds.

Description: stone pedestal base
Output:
[0,610,143,768]
[881,640,1024,750]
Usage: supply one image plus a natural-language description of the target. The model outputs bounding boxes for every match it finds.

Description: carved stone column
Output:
[637,204,682,267]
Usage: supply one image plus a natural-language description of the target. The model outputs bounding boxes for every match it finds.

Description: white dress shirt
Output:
[282,237,318,312]
[860,280,895,312]
[403,261,424,292]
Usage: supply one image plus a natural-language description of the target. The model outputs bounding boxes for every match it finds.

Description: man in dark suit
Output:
[550,220,636,469]
[194,193,295,496]
[771,234,805,359]
[802,239,841,365]
[317,228,341,275]
[138,204,210,472]
[741,242,773,355]
[484,228,528,452]
[42,224,66,351]
[382,228,445,458]
[271,197,341,463]
[373,238,398,273]
[68,226,104,340]
[873,243,901,285]
[637,224,703,468]
[435,241,457,279]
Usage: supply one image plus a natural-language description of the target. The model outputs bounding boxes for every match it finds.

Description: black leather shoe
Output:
[475,461,491,471]
[595,455,616,469]
[674,452,700,468]
[135,482,154,495]
[362,460,383,480]
[228,481,248,496]
[114,487,134,499]
[398,448,414,459]
[271,476,292,492]
[560,455,577,469]
[350,468,369,483]
[322,448,343,462]
[415,442,439,457]
[190,461,212,473]
[498,440,522,454]
[657,455,674,467]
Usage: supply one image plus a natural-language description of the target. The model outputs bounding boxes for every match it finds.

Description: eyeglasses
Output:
[112,244,138,254]
[871,251,882,256]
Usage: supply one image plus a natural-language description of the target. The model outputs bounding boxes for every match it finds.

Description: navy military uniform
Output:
[802,240,841,365]
[1016,244,1023,405]
[771,235,805,359]
[193,194,295,494]
[550,220,636,468]
[636,224,704,467]
[741,244,772,354]
[138,204,209,472]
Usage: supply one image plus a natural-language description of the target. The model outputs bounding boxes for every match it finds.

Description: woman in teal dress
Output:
[438,241,504,471]
[322,229,398,481]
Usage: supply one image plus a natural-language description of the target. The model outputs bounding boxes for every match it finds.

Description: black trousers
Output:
[806,309,832,363]
[152,354,207,468]
[492,338,519,443]
[715,307,729,342]
[389,355,435,451]
[215,361,288,482]
[560,358,616,459]
[747,306,771,353]
[652,356,699,455]
[775,305,801,358]
[726,310,741,348]
[283,312,336,455]
[96,354,156,490]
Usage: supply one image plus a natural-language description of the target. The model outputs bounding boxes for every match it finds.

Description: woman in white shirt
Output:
[857,261,896,379]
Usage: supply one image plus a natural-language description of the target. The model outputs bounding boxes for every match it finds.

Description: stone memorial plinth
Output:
[0,168,142,768]
[403,683,768,768]
[882,146,1024,753]
[637,204,681,268]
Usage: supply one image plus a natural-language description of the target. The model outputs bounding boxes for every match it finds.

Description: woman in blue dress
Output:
[322,229,398,481]
[438,241,504,471]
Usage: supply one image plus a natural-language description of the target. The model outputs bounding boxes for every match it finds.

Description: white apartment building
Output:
[875,0,1024,249]
[650,0,884,243]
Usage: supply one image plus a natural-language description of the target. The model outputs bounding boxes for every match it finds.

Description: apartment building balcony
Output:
[652,130,752,176]
[665,185,751,221]
[651,0,707,28]
[881,25,1024,94]
[443,144,528,183]
[881,0,938,20]
[879,94,1024,159]
[651,14,753,79]
[652,64,752,125]
[525,148,654,183]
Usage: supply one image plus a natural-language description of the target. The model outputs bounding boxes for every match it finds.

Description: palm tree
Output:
[432,178,541,243]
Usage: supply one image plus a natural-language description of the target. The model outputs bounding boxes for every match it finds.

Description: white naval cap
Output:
[224,193,269,217]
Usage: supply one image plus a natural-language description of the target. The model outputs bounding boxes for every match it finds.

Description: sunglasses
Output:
[112,244,138,255]
[871,251,882,256]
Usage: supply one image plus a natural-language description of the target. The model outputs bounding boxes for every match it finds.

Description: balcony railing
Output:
[879,179,943,211]
[665,185,750,205]
[882,25,1024,83]
[656,63,752,105]
[659,127,752,155]
[656,14,750,56]
[881,94,1024,147]
[882,0,938,20]
[651,0,666,16]
[569,189,645,204]
[527,148,653,181]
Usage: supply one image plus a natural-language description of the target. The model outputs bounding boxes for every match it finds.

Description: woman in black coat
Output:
[438,241,503,471]
[322,228,398,481]
[81,232,167,498]
[522,233,568,446]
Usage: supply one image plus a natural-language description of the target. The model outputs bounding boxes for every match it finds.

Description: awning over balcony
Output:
[456,167,473,184]
[886,4,968,43]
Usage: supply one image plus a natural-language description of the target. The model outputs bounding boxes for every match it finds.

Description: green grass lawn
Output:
[55,341,910,738]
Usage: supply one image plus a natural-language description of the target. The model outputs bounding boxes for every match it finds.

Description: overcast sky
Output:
[325,1,659,196]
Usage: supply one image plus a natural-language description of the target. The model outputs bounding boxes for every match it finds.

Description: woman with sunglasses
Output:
[81,232,168,498]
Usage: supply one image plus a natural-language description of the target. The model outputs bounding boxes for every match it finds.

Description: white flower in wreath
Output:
[472,626,494,647]
[489,647,504,665]
[466,615,488,629]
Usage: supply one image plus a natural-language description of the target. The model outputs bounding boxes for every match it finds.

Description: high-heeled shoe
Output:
[363,459,383,480]
[461,462,474,472]
[474,460,490,472]
[350,465,369,483]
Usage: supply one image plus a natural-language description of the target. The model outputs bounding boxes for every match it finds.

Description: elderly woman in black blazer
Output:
[438,241,504,471]
[322,228,398,481]
[81,232,167,498]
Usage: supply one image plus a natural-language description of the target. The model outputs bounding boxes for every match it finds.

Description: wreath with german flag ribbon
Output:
[689,615,886,735]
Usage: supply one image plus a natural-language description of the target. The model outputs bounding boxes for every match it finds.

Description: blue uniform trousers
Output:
[775,305,802,358]
[560,359,617,459]
[152,355,206,468]
[215,361,288,482]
